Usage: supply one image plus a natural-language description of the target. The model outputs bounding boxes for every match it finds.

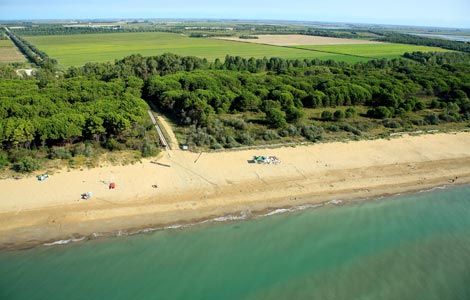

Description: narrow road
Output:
[147,110,169,151]
[147,102,180,151]
[156,114,179,150]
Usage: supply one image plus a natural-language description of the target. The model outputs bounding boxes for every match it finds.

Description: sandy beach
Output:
[1,132,470,249]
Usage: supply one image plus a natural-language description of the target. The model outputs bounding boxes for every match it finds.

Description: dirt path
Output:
[156,114,179,150]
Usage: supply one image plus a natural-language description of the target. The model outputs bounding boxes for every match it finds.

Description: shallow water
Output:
[1,185,470,300]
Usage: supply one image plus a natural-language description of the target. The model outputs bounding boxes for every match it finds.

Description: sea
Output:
[1,185,470,300]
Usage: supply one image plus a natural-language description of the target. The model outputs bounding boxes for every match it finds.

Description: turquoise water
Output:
[1,185,470,300]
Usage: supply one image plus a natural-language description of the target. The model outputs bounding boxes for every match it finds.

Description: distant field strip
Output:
[0,39,26,63]
[216,34,381,46]
[293,43,450,59]
[25,32,367,67]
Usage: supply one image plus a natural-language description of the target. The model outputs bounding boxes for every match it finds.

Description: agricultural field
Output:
[25,32,363,67]
[0,39,25,63]
[24,32,450,68]
[216,34,381,46]
[294,43,450,59]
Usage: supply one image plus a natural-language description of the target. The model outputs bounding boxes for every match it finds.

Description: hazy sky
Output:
[1,0,469,28]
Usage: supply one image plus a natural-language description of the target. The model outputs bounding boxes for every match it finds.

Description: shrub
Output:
[104,138,125,151]
[278,125,298,137]
[438,113,459,123]
[211,143,223,150]
[265,108,287,128]
[341,124,362,136]
[300,125,323,142]
[0,150,8,167]
[321,110,333,121]
[49,147,72,159]
[326,124,340,132]
[345,107,356,118]
[222,118,246,130]
[14,157,41,173]
[141,141,158,157]
[286,105,304,123]
[425,114,439,125]
[263,130,280,141]
[367,106,392,119]
[8,149,31,163]
[333,110,345,120]
[414,101,426,111]
[382,119,401,128]
[225,136,238,148]
[237,132,254,145]
[411,119,425,126]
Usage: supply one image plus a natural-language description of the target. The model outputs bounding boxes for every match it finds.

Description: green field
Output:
[24,32,449,68]
[294,43,450,59]
[0,39,25,63]
[24,32,368,67]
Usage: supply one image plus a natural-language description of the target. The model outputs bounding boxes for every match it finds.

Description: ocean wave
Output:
[418,185,448,193]
[328,199,343,205]
[43,237,85,246]
[260,203,324,217]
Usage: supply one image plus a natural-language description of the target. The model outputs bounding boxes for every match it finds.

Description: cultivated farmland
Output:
[0,39,25,63]
[25,32,362,67]
[24,32,449,68]
[215,34,382,46]
[294,43,450,59]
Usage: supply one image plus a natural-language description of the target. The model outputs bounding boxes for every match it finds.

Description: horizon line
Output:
[1,17,469,30]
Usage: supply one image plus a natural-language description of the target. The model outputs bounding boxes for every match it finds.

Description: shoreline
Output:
[5,179,470,251]
[1,132,470,250]
[37,182,470,249]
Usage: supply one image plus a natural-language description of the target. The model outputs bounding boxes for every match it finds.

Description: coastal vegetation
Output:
[1,20,470,173]
[1,50,470,173]
[0,75,155,172]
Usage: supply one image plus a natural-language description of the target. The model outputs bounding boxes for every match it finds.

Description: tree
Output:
[333,110,345,120]
[265,108,287,128]
[321,110,333,121]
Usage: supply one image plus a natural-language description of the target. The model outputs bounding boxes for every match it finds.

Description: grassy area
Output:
[24,32,369,67]
[0,39,25,63]
[294,43,450,59]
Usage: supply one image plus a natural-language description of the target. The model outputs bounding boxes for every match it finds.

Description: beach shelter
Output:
[109,182,116,189]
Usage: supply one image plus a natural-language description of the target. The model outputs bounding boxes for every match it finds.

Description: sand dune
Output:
[1,132,470,249]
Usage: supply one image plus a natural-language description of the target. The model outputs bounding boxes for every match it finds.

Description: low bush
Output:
[14,157,41,173]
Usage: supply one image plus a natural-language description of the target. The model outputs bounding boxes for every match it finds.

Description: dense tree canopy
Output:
[0,77,149,150]
[1,50,470,162]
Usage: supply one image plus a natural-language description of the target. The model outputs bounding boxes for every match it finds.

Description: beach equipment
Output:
[37,174,49,181]
[109,182,116,189]
[81,191,93,200]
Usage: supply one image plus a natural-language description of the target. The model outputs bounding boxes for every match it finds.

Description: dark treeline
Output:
[375,31,470,53]
[5,30,58,68]
[12,25,167,36]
